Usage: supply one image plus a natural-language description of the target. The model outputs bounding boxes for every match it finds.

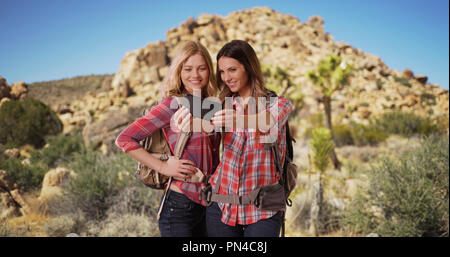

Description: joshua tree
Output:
[309,127,334,236]
[263,65,304,115]
[306,54,353,170]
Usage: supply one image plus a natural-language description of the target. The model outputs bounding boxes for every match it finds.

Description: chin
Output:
[188,85,205,92]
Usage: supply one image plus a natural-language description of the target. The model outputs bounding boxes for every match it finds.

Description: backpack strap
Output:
[157,99,193,220]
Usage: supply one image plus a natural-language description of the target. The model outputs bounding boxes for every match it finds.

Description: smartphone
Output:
[178,95,222,121]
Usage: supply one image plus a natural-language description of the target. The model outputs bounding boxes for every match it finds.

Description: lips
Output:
[189,80,202,85]
[227,82,237,87]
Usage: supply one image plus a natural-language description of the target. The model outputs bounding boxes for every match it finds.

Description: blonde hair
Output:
[162,41,218,98]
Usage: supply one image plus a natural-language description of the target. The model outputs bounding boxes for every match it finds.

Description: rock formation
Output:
[6,7,447,150]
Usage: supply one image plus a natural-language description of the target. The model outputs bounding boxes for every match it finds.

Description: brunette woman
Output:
[207,40,293,237]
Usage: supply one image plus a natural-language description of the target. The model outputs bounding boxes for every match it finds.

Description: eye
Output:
[183,68,192,72]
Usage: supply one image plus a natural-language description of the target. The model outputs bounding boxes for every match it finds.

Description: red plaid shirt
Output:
[115,97,221,205]
[209,95,293,226]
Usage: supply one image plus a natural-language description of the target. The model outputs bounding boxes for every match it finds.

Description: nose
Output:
[222,71,230,82]
[193,69,200,77]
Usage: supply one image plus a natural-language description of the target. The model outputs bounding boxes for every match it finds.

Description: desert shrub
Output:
[372,111,440,137]
[0,98,62,148]
[42,214,86,237]
[84,213,159,237]
[420,93,436,106]
[333,123,354,146]
[0,219,12,237]
[342,135,449,237]
[305,116,387,147]
[393,75,412,88]
[341,192,379,235]
[376,78,384,90]
[61,148,136,219]
[434,115,449,134]
[105,186,162,217]
[0,157,47,191]
[30,130,85,169]
[0,130,85,192]
[350,122,388,146]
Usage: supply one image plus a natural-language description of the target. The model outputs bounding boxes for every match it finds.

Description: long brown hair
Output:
[216,40,268,102]
[162,41,218,98]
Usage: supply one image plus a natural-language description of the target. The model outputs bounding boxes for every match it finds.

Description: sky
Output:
[0,0,449,89]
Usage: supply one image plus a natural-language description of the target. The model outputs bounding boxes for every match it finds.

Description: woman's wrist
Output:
[157,160,167,175]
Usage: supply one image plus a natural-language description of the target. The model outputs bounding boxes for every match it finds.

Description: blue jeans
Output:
[158,189,207,237]
[206,203,282,237]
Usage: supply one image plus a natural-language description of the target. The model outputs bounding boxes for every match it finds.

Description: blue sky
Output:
[1,0,448,89]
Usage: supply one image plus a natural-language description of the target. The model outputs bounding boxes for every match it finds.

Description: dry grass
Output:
[4,212,50,237]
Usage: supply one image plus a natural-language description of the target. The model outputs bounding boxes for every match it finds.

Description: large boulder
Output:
[3,148,20,159]
[39,167,76,203]
[402,68,414,79]
[415,75,428,85]
[111,41,169,97]
[82,105,145,154]
[10,81,28,100]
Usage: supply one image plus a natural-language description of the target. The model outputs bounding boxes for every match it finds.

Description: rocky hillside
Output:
[1,7,448,153]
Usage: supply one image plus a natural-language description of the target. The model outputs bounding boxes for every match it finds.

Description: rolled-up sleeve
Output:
[115,97,177,152]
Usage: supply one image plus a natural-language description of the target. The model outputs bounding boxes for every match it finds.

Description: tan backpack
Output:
[135,107,205,220]
[135,107,207,189]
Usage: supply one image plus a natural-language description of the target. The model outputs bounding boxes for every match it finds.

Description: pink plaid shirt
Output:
[115,97,221,205]
[209,95,293,226]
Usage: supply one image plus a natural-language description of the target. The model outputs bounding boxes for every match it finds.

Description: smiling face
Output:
[180,53,210,94]
[218,56,251,98]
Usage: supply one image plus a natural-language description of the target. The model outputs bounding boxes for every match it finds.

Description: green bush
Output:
[393,76,412,88]
[0,98,62,148]
[373,111,440,137]
[30,131,85,170]
[350,122,388,146]
[420,93,437,106]
[435,115,449,133]
[333,124,354,147]
[310,127,334,173]
[62,148,136,219]
[0,157,47,191]
[342,135,449,236]
[376,79,384,90]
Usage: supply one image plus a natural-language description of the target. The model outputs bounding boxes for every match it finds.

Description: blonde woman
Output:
[115,41,221,237]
